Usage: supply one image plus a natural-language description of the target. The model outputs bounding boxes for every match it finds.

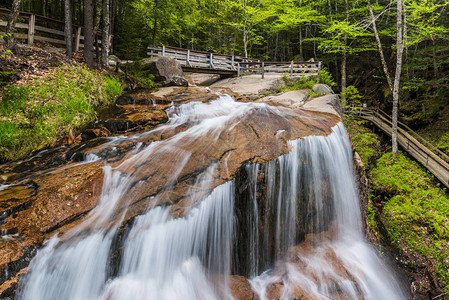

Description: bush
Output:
[276,67,335,94]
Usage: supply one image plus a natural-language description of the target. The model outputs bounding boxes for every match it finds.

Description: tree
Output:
[367,0,393,92]
[84,0,94,67]
[101,0,110,68]
[64,0,73,58]
[4,0,22,50]
[392,0,404,156]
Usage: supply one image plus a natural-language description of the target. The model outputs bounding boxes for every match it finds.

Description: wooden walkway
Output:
[147,46,322,78]
[350,108,449,189]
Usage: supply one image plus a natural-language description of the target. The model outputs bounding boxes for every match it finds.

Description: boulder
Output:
[115,95,135,105]
[312,83,334,95]
[302,94,343,118]
[141,56,184,83]
[257,90,308,109]
[162,75,189,87]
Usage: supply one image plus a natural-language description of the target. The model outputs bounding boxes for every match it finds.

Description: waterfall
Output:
[16,96,406,299]
[246,124,406,299]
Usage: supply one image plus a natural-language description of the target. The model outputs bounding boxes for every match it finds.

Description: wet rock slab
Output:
[0,85,342,297]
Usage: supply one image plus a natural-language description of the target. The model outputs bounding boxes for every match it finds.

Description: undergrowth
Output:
[276,67,335,94]
[347,119,449,293]
[371,152,449,292]
[0,65,123,162]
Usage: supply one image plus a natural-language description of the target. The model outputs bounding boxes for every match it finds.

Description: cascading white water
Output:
[16,95,406,300]
[248,124,407,299]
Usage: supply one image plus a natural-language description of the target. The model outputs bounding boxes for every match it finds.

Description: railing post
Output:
[27,14,35,45]
[75,26,81,51]
[290,61,293,75]
[162,45,165,56]
[318,61,322,82]
[231,55,235,70]
[261,62,264,79]
[186,49,190,66]
[237,62,240,77]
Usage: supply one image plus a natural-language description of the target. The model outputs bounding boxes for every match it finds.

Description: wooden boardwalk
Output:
[350,108,449,189]
[147,46,322,78]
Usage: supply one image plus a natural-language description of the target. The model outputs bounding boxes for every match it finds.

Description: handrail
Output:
[0,7,101,49]
[365,107,449,164]
[346,106,449,188]
[147,45,322,79]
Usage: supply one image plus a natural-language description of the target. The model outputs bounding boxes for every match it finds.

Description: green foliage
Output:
[0,65,123,162]
[114,2,150,60]
[318,67,336,87]
[127,64,157,90]
[0,85,29,115]
[276,67,335,93]
[340,85,362,105]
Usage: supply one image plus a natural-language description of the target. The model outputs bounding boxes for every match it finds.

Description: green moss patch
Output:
[371,152,449,292]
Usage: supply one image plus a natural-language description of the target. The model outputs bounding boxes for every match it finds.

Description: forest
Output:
[2,0,449,148]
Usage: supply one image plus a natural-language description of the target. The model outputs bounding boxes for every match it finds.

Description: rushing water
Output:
[17,96,406,299]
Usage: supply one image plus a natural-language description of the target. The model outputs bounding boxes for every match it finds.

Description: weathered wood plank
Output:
[34,25,64,36]
[0,21,29,29]
[34,35,66,45]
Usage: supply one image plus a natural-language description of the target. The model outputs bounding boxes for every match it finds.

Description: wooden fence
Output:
[147,45,322,78]
[0,8,101,50]
[348,107,449,189]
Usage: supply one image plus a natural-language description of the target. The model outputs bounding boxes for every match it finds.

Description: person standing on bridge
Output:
[207,46,214,69]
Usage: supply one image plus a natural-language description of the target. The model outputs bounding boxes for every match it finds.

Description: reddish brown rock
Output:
[0,86,342,298]
[2,162,103,236]
[229,275,259,300]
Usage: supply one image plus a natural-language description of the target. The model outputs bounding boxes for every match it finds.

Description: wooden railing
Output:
[147,45,322,78]
[0,7,101,50]
[347,107,449,189]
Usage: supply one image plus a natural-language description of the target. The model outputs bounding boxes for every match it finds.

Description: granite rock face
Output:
[141,56,184,83]
[0,85,342,298]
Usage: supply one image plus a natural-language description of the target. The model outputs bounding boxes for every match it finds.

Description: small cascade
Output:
[16,95,406,299]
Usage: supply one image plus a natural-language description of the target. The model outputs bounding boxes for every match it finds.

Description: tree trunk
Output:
[243,0,248,58]
[43,0,47,17]
[64,0,73,58]
[101,0,110,68]
[299,24,303,60]
[51,0,57,19]
[368,0,393,91]
[341,0,349,104]
[94,0,102,61]
[433,40,438,77]
[392,0,404,156]
[84,0,94,67]
[152,0,159,47]
[4,0,21,50]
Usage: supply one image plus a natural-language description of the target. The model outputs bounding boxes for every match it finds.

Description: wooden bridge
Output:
[147,46,322,79]
[349,107,449,189]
